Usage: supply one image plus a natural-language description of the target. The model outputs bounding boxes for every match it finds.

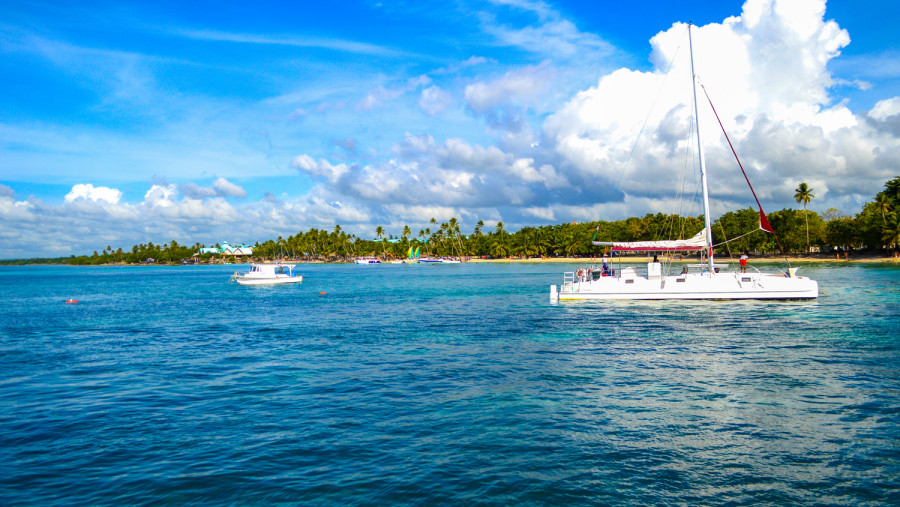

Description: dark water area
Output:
[1,262,898,505]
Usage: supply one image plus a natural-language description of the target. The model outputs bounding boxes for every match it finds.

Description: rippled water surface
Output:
[1,262,899,505]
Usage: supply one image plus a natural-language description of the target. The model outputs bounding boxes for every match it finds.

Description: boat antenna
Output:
[689,23,715,273]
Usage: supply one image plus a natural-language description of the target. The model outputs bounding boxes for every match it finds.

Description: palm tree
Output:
[490,241,509,258]
[874,194,892,224]
[451,221,464,258]
[375,226,385,257]
[794,183,815,253]
[564,236,580,256]
[535,236,551,258]
[883,213,900,251]
[275,235,285,259]
[344,234,357,260]
[448,218,458,245]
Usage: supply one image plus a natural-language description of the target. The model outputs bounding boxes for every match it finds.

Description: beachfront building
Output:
[197,241,254,257]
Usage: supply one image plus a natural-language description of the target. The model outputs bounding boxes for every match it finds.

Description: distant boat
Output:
[418,257,461,264]
[355,257,381,264]
[232,263,303,285]
[551,24,817,301]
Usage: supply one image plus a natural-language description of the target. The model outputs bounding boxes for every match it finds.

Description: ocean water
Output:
[1,261,898,505]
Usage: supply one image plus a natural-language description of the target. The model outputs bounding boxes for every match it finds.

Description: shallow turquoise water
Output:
[1,262,898,505]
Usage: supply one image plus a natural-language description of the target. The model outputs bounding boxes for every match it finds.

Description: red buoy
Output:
[65,299,79,304]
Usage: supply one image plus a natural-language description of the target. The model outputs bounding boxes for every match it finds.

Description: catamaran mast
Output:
[688,23,715,272]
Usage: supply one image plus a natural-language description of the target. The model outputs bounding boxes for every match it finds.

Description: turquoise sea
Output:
[1,262,898,505]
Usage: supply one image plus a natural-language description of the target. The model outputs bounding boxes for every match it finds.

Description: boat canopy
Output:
[593,230,706,252]
[251,263,295,275]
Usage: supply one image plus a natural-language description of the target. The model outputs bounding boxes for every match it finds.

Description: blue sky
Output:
[2,0,899,257]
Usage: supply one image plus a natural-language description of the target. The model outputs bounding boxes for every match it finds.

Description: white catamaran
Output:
[551,24,818,301]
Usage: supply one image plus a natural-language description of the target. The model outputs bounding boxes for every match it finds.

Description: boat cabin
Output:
[247,263,296,277]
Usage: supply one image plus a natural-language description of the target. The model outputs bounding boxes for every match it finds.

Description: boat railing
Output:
[568,261,752,282]
[738,264,792,277]
[574,262,734,279]
[563,271,575,289]
[679,262,733,275]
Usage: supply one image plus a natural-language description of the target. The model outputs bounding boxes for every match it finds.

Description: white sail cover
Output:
[593,230,706,251]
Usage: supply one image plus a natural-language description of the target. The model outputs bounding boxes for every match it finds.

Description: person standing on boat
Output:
[602,254,610,276]
[740,252,749,273]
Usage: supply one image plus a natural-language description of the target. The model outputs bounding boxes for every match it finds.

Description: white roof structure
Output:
[593,230,706,251]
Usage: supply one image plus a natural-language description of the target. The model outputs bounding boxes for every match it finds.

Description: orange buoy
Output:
[318,292,326,295]
[65,299,79,304]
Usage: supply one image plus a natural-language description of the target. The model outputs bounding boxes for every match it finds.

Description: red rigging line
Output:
[700,83,789,260]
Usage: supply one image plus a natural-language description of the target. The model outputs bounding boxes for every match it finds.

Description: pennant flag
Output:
[759,210,774,233]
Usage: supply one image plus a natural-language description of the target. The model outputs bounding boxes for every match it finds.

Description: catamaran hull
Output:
[552,272,818,300]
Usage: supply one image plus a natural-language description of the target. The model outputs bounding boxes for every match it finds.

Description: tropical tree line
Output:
[3,177,898,265]
[709,177,899,256]
[0,241,204,266]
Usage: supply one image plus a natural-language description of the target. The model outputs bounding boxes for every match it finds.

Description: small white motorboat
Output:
[355,257,381,264]
[232,263,303,285]
[417,257,461,264]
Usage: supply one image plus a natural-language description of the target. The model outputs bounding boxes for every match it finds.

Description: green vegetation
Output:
[250,213,705,262]
[0,241,203,266]
[3,177,899,265]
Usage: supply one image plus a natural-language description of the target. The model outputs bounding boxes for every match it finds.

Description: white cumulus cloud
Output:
[465,62,554,113]
[64,183,123,204]
[869,97,900,121]
[212,177,248,198]
[291,155,351,183]
[419,86,453,116]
